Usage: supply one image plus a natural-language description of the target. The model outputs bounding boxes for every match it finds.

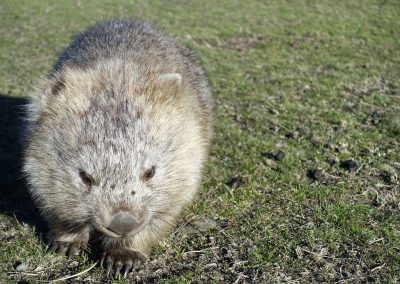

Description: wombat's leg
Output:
[100,240,148,278]
[47,225,90,258]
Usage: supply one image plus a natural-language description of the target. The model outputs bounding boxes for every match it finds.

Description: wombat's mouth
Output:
[97,222,147,239]
[96,215,147,238]
[94,209,150,238]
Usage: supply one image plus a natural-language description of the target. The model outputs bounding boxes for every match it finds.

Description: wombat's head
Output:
[24,61,207,241]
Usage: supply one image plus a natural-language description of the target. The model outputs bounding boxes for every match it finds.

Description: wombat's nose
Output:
[107,212,139,236]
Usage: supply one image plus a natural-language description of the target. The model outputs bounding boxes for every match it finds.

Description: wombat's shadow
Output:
[0,94,46,234]
[0,94,105,263]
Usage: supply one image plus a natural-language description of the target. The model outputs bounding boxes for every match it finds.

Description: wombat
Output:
[23,19,213,277]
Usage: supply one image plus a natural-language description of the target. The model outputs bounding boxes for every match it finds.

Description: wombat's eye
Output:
[143,166,156,181]
[79,170,95,187]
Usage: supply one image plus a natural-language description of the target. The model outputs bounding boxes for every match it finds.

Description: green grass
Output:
[1,0,399,282]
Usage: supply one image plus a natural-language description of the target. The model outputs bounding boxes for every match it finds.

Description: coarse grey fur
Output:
[23,19,213,277]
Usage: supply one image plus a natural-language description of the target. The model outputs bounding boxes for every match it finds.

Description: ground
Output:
[0,0,399,283]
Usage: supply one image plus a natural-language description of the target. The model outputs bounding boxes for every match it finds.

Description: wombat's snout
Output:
[107,212,143,236]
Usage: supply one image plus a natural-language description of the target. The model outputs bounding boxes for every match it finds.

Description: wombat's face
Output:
[26,67,204,240]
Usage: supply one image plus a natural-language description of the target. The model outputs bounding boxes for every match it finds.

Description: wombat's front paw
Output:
[48,230,90,258]
[101,249,147,278]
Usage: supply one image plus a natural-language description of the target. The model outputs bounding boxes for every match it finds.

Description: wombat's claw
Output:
[123,260,133,278]
[101,250,145,278]
[67,245,80,259]
[48,240,86,259]
[100,253,114,277]
[106,266,111,278]
[114,261,123,278]
[47,230,89,259]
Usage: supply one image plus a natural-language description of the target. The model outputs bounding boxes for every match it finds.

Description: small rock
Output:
[332,125,341,132]
[34,265,44,272]
[262,150,285,161]
[311,136,322,146]
[295,246,304,259]
[14,261,28,272]
[286,131,299,139]
[260,77,276,84]
[335,142,349,153]
[307,168,323,180]
[183,251,197,259]
[69,261,79,268]
[340,160,359,172]
[204,263,218,270]
[380,166,397,184]
[217,217,229,228]
[327,156,339,165]
[263,158,275,166]
[324,143,335,150]
[360,147,372,156]
[268,108,279,115]
[270,125,281,132]
[226,176,244,188]
[380,170,393,184]
[190,216,218,233]
[184,226,200,236]
[273,150,285,161]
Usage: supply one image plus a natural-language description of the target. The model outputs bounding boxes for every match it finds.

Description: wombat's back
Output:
[54,20,172,71]
[53,19,213,140]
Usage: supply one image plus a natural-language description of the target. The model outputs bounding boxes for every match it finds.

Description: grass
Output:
[1,0,399,282]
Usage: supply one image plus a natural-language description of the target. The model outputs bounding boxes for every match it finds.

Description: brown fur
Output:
[23,19,213,276]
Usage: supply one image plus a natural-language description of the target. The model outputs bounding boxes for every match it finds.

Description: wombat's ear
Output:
[49,77,65,96]
[27,74,65,123]
[156,73,183,97]
[36,73,65,98]
[45,72,66,96]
